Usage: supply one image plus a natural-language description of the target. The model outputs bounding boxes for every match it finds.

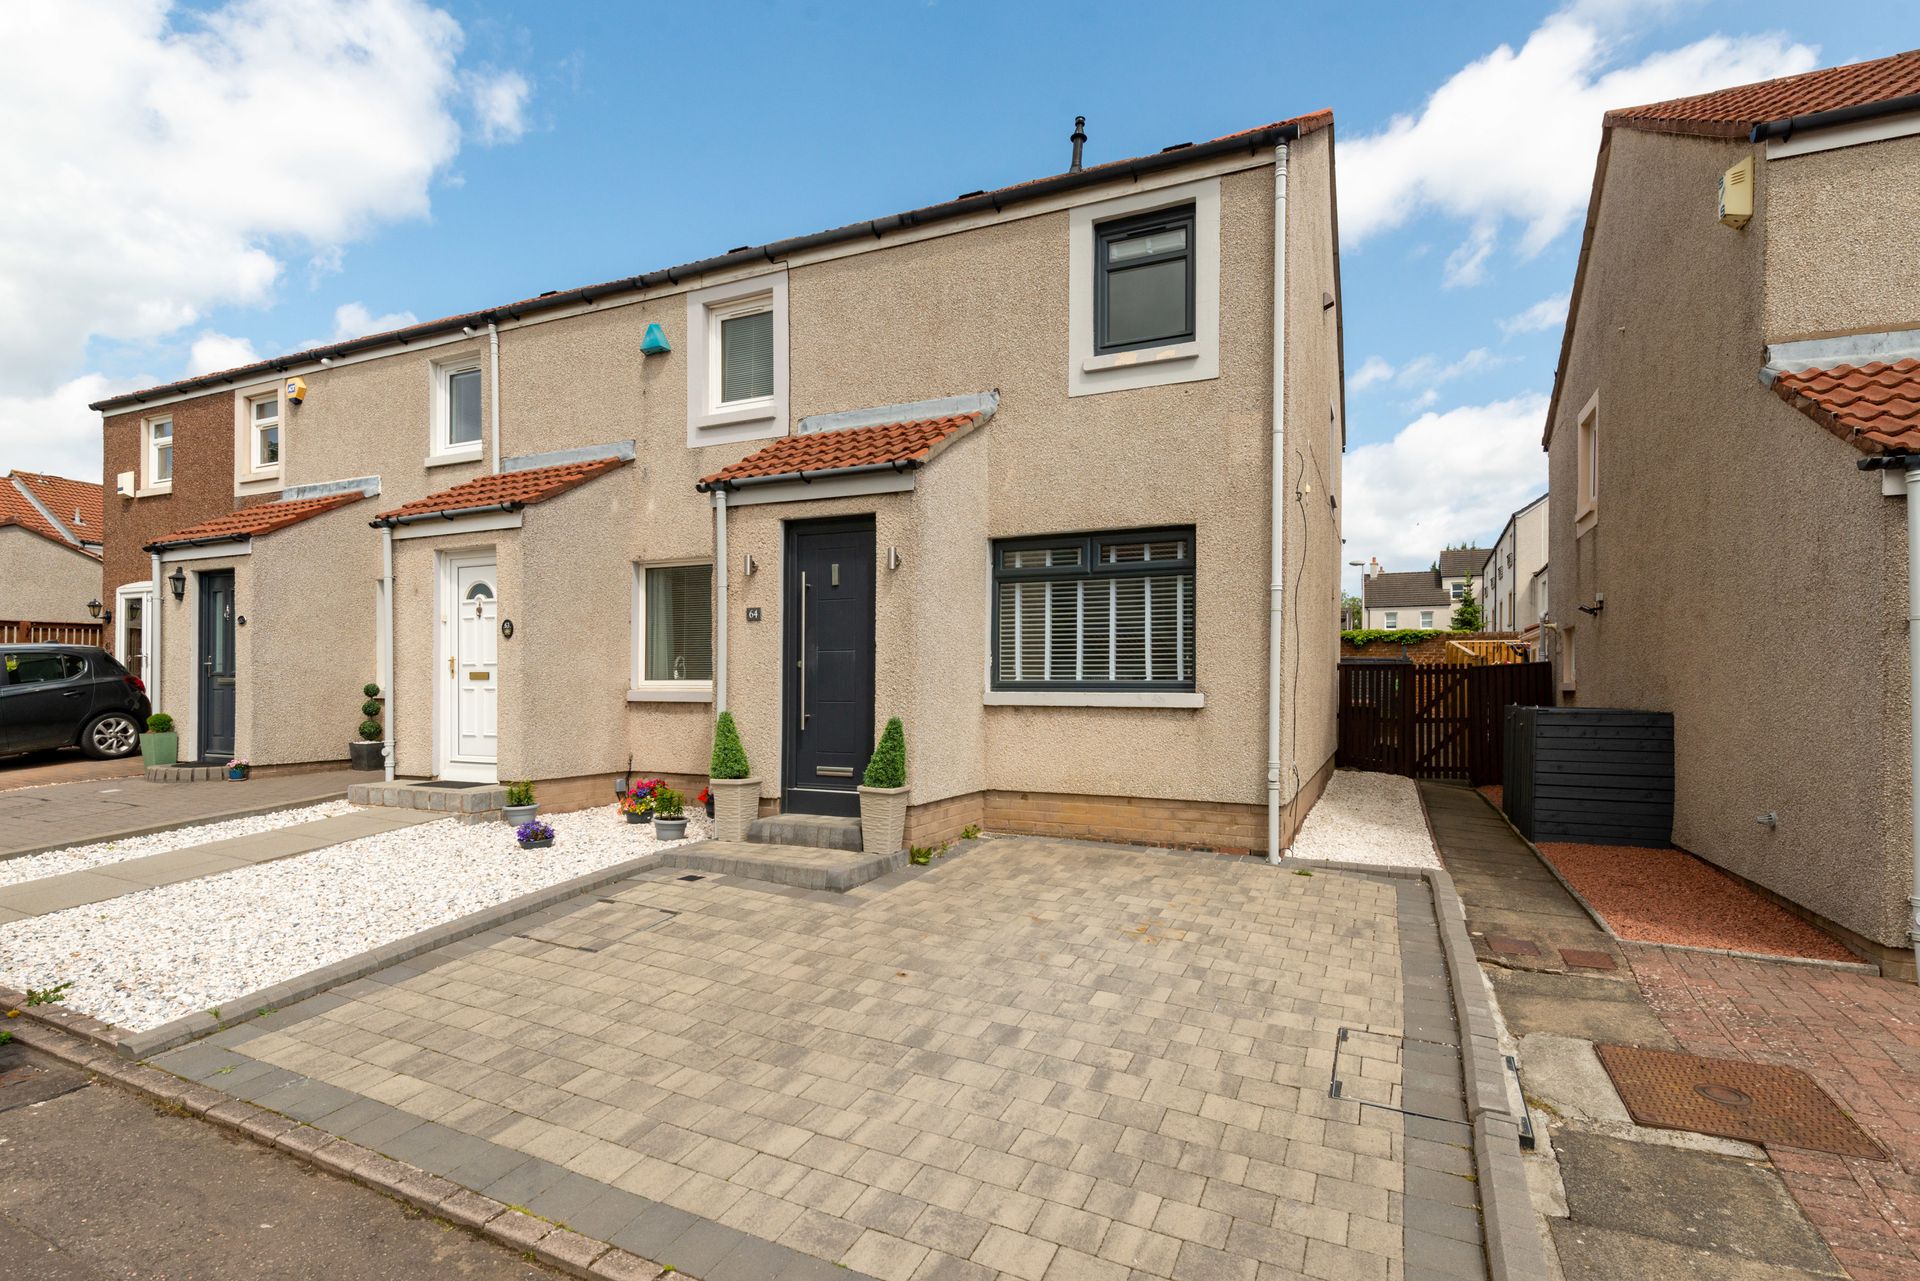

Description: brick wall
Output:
[1340,631,1526,664]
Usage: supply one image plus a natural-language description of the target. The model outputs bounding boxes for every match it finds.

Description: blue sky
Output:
[3,0,1913,594]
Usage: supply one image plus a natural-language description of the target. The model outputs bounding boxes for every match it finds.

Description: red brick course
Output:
[1629,944,1920,1279]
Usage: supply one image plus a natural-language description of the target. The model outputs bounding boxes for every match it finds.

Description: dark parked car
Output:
[0,644,152,759]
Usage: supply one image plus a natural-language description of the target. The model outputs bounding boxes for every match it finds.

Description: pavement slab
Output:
[0,768,365,861]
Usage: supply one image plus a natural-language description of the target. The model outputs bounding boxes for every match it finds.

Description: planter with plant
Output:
[621,778,664,824]
[709,711,759,842]
[227,758,251,781]
[352,684,384,771]
[858,716,910,857]
[652,787,689,841]
[515,819,554,850]
[698,786,713,819]
[502,780,538,827]
[140,713,178,768]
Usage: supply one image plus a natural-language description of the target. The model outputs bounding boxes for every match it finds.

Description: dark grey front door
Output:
[198,570,236,761]
[782,517,875,817]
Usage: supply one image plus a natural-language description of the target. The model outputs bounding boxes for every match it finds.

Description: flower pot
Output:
[227,768,249,781]
[349,740,383,771]
[139,732,178,769]
[502,803,539,827]
[655,816,689,841]
[709,776,760,842]
[518,837,553,850]
[625,810,649,825]
[704,794,714,819]
[858,784,911,858]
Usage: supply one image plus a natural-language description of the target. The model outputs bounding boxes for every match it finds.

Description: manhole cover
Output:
[1596,1044,1883,1159]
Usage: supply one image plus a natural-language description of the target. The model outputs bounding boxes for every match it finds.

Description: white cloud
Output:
[186,331,259,375]
[331,302,421,341]
[1442,223,1497,288]
[1340,7,1815,266]
[1350,356,1395,392]
[1500,293,1572,336]
[466,68,531,145]
[1352,348,1507,400]
[0,0,534,475]
[1342,394,1550,596]
[0,374,131,480]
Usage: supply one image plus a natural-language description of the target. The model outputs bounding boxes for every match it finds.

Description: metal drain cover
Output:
[677,874,705,882]
[1596,1044,1883,1159]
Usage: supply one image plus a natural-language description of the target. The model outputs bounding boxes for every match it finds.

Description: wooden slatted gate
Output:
[1337,659,1553,784]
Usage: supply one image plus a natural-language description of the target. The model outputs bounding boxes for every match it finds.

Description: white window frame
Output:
[1560,625,1577,691]
[247,390,282,475]
[1068,175,1221,398]
[627,559,715,702]
[1576,391,1600,532]
[430,354,486,466]
[114,581,152,682]
[1420,611,1434,629]
[686,271,788,447]
[1384,611,1398,628]
[143,415,174,493]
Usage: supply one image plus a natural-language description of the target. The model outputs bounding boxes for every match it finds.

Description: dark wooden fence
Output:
[1503,706,1674,845]
[1337,659,1554,784]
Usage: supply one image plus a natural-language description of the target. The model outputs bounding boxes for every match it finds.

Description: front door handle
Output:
[449,656,455,676]
[797,571,810,728]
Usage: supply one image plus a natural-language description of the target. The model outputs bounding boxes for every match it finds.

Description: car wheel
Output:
[82,712,140,759]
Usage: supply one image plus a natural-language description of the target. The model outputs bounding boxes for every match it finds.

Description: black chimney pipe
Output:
[1069,116,1087,172]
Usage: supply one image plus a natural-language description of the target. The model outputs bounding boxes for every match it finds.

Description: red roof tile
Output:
[9,471,103,543]
[1606,49,1920,138]
[697,412,988,490]
[1771,359,1920,455]
[0,477,72,548]
[144,492,366,550]
[372,457,628,524]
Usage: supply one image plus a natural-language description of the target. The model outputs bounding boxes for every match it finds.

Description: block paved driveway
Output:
[159,840,1484,1281]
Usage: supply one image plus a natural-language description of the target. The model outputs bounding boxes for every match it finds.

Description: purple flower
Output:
[516,820,554,842]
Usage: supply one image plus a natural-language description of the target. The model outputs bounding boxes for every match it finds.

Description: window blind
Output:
[449,368,482,444]
[720,309,774,403]
[645,564,713,682]
[992,531,1195,690]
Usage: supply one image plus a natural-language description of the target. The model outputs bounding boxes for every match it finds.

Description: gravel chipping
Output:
[0,804,709,1031]
[0,801,358,889]
[1288,769,1441,869]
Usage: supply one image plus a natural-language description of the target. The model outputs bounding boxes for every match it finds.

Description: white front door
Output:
[442,555,498,780]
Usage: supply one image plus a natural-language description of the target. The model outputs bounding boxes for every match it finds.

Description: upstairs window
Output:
[992,528,1196,691]
[1385,611,1398,628]
[1094,204,1196,355]
[145,416,173,488]
[433,357,484,460]
[1420,611,1434,629]
[686,272,788,446]
[1576,392,1600,529]
[718,304,774,405]
[249,394,280,470]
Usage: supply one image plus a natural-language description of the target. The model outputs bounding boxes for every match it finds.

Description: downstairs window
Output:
[991,528,1196,691]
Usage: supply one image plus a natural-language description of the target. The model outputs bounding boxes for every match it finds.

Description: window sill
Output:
[426,447,485,469]
[1575,509,1598,537]
[985,689,1205,709]
[627,686,714,704]
[1081,341,1201,374]
[134,485,172,498]
[693,402,778,431]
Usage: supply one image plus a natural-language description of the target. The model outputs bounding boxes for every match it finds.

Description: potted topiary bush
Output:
[502,780,537,827]
[709,711,759,842]
[140,713,178,768]
[859,717,910,857]
[351,683,384,771]
[516,819,554,850]
[653,787,689,841]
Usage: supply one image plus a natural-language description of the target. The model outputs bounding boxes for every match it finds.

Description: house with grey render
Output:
[93,110,1347,855]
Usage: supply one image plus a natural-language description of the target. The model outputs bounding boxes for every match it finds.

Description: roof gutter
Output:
[92,123,1306,413]
[1750,92,1920,142]
[141,532,251,554]
[369,501,525,529]
[695,458,924,494]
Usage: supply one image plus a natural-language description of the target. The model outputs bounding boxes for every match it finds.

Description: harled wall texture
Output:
[0,527,99,624]
[1764,132,1920,341]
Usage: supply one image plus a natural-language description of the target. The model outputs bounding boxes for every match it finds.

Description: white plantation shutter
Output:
[994,531,1195,688]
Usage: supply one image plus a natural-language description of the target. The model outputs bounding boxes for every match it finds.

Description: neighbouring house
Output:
[1480,493,1548,643]
[1544,48,1920,973]
[1356,547,1487,630]
[0,470,104,637]
[94,111,1347,854]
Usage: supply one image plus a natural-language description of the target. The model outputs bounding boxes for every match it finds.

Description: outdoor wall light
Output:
[887,547,902,571]
[86,598,102,619]
[168,566,186,601]
[742,553,756,577]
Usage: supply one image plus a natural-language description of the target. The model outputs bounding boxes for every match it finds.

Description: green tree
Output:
[863,717,907,788]
[1451,577,1484,631]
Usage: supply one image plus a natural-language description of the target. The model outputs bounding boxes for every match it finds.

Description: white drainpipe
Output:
[381,525,396,783]
[1905,464,1920,972]
[149,549,163,712]
[1266,141,1291,865]
[714,489,729,713]
[488,321,502,471]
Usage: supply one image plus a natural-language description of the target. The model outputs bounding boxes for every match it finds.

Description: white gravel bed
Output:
[0,804,708,1031]
[0,800,358,889]
[1288,770,1441,869]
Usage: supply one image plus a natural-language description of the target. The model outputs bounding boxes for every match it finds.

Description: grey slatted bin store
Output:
[1503,706,1674,845]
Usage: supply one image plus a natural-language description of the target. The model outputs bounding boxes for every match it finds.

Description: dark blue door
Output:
[199,570,237,761]
[782,518,875,817]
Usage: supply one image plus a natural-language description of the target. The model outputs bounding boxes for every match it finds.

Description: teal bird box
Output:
[640,323,671,355]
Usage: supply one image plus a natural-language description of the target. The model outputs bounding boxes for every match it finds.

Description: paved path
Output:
[1421,781,1844,1281]
[0,1039,563,1280]
[152,838,1487,1281]
[0,769,367,862]
[0,750,144,791]
[0,808,434,924]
